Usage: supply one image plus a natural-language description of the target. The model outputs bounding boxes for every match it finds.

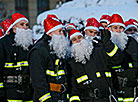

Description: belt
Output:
[3,75,30,84]
[49,82,67,93]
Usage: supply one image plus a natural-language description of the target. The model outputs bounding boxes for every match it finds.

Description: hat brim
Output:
[84,26,99,31]
[46,24,63,34]
[108,23,125,28]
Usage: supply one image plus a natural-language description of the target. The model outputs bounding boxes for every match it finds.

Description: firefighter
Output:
[0,13,33,102]
[28,15,69,102]
[67,29,124,102]
[124,20,138,42]
[108,13,138,102]
[99,14,110,29]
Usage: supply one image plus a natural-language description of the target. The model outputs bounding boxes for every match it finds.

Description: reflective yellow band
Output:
[128,63,133,68]
[106,44,118,57]
[112,65,121,69]
[57,70,65,76]
[39,93,51,102]
[76,75,88,83]
[118,97,123,102]
[70,96,80,102]
[55,59,60,66]
[67,94,70,99]
[96,72,101,77]
[123,97,134,102]
[105,72,111,77]
[0,82,4,88]
[4,61,29,68]
[46,69,65,77]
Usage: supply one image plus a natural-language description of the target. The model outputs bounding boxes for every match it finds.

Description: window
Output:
[37,0,49,15]
[15,0,28,17]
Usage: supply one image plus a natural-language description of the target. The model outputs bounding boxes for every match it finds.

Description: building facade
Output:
[0,0,65,28]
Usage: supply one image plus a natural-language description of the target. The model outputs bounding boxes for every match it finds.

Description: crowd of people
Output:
[0,12,138,102]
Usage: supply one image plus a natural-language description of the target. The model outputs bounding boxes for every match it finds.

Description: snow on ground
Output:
[37,0,138,25]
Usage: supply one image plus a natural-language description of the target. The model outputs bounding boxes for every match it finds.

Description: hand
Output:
[100,29,111,44]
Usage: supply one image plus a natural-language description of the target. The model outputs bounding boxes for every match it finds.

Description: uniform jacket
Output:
[28,34,68,102]
[0,31,33,100]
[68,38,124,102]
[111,36,138,100]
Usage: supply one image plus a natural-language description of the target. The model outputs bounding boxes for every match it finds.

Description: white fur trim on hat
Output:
[108,23,125,28]
[66,25,76,29]
[133,22,138,26]
[84,26,99,31]
[46,24,63,34]
[5,17,29,34]
[70,32,83,40]
[100,19,109,24]
[124,24,138,32]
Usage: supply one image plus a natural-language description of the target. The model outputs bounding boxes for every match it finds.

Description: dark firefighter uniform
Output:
[111,36,138,102]
[0,31,33,102]
[68,30,124,102]
[28,34,68,102]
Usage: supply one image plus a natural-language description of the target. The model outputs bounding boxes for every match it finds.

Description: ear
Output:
[49,32,53,37]
[12,25,16,33]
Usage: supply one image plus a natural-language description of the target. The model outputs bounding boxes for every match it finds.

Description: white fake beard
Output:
[49,34,69,59]
[71,39,93,64]
[14,28,33,50]
[110,32,128,51]
[127,33,138,43]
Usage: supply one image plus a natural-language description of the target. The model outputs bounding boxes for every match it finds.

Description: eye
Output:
[20,23,24,26]
[25,23,29,27]
[120,26,124,29]
[78,35,82,39]
[72,38,76,42]
[94,32,98,34]
[114,26,117,29]
[89,31,93,33]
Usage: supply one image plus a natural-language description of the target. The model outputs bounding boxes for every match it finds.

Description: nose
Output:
[76,39,81,43]
[23,24,28,30]
[60,31,64,36]
[117,28,121,33]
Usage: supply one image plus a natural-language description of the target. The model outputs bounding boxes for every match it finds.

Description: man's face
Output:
[110,25,125,33]
[14,20,29,30]
[50,28,64,36]
[85,29,98,37]
[71,35,83,44]
[125,27,137,34]
[13,20,29,33]
[101,22,108,29]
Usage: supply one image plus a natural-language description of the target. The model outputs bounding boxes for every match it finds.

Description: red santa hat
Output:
[124,20,138,32]
[6,13,29,33]
[65,23,77,29]
[1,19,12,34]
[99,14,110,24]
[43,17,63,34]
[68,29,83,40]
[128,18,138,26]
[41,14,59,25]
[84,17,100,31]
[108,14,125,28]
[0,29,4,37]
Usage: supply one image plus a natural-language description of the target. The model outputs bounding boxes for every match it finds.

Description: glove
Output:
[100,29,111,44]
